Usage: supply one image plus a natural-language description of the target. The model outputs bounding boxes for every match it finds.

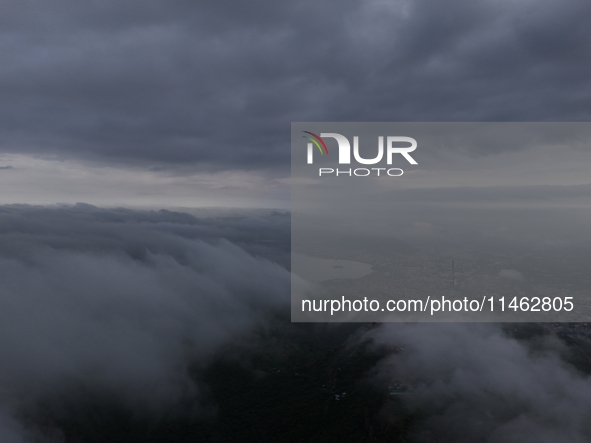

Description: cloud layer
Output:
[367,323,591,442]
[1,0,590,169]
[0,205,290,440]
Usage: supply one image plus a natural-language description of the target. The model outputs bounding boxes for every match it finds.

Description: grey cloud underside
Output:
[0,205,290,438]
[2,0,590,168]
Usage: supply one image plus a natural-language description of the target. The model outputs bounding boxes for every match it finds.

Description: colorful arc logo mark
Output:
[302,131,328,155]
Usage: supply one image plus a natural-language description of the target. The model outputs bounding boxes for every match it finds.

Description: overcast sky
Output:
[1,0,590,207]
[2,3,591,440]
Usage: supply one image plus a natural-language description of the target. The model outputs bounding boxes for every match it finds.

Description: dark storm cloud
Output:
[1,0,590,169]
[0,204,290,440]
